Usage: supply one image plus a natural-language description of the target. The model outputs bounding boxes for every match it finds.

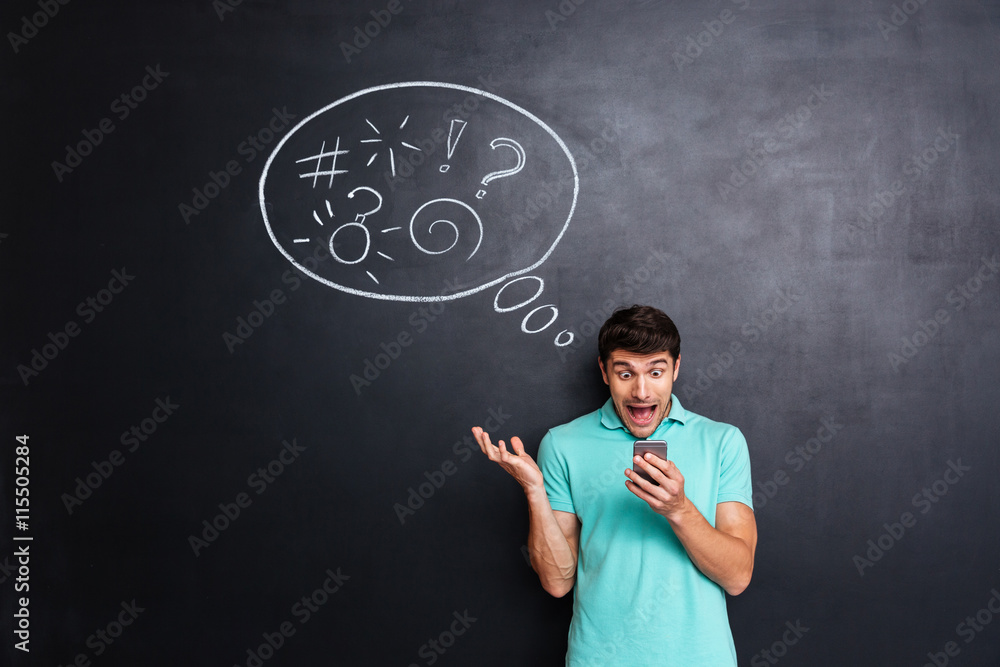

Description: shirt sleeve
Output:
[537,430,576,514]
[717,426,754,510]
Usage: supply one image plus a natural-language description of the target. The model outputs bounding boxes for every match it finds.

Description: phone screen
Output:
[633,440,668,485]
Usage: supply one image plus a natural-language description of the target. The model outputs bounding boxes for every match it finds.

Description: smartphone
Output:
[633,440,668,484]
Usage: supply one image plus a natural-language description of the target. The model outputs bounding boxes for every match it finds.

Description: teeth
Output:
[629,406,655,423]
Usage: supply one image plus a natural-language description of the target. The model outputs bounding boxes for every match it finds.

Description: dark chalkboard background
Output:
[3,1,1000,665]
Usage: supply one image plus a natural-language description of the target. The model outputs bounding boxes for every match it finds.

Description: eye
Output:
[650,369,663,378]
[619,371,633,379]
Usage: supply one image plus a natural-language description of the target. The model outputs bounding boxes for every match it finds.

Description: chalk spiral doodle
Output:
[408,198,484,260]
[259,82,579,343]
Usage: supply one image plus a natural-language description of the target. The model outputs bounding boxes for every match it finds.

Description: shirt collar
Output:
[600,393,688,433]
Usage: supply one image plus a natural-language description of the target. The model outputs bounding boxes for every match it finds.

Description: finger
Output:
[642,453,670,472]
[624,472,655,502]
[637,468,683,505]
[625,465,653,491]
[478,431,501,460]
[656,459,683,482]
[497,439,514,463]
[510,436,525,455]
[631,463,677,506]
[471,426,486,450]
[633,455,666,485]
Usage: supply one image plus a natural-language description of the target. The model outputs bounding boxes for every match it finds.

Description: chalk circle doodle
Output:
[260,82,579,343]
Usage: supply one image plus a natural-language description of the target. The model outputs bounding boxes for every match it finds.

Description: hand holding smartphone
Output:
[632,440,668,484]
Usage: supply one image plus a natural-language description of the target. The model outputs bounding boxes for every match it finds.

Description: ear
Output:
[598,356,610,385]
[672,354,681,381]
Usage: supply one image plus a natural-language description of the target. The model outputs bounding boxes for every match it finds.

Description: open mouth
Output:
[626,404,656,426]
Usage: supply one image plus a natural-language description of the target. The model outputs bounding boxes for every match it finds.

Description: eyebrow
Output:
[612,358,671,368]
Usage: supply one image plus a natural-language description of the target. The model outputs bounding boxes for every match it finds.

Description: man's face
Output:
[599,349,680,439]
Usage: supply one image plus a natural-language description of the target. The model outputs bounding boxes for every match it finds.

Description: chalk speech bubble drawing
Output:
[259,82,579,306]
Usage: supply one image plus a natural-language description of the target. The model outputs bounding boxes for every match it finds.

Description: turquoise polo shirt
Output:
[537,395,753,667]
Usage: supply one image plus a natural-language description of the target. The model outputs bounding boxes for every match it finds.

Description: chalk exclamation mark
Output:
[439,119,468,173]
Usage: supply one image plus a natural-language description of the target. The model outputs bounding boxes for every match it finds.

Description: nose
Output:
[632,374,650,400]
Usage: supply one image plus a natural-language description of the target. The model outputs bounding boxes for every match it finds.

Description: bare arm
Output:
[473,427,581,597]
[628,455,757,595]
[526,499,580,597]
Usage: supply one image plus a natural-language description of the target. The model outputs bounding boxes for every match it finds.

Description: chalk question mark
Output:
[327,187,384,265]
[476,138,526,199]
[347,186,383,224]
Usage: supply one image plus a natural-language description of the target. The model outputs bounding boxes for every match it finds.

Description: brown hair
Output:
[598,305,681,364]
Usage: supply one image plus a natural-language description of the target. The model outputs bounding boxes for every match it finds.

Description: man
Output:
[473,305,756,666]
